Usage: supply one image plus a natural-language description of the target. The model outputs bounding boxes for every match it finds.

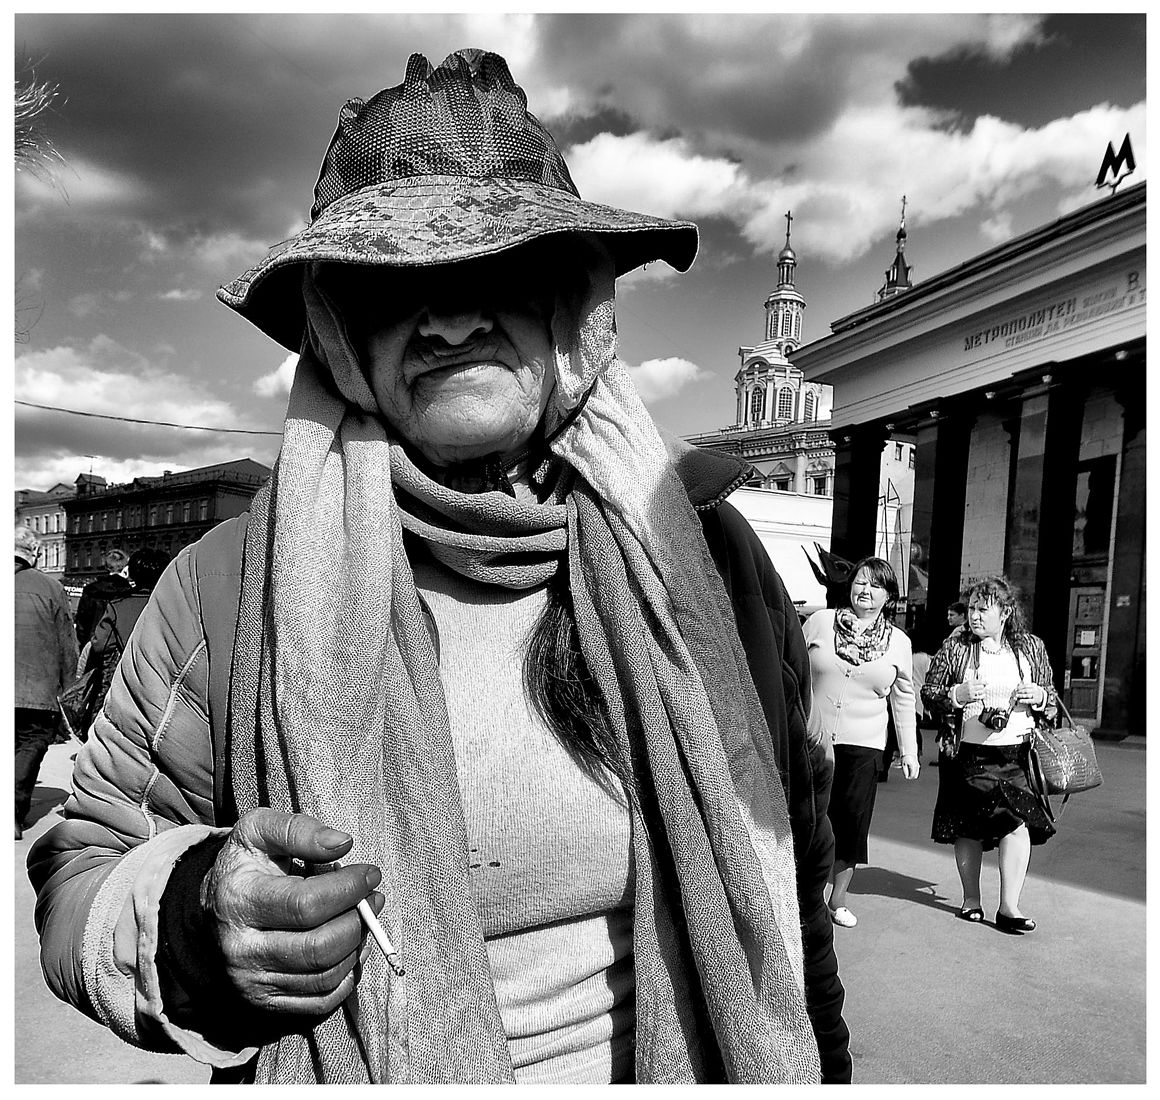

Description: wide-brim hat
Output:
[218,49,699,352]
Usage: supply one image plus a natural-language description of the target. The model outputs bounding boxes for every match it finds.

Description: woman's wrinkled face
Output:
[342,255,560,467]
[967,596,1009,640]
[849,567,889,618]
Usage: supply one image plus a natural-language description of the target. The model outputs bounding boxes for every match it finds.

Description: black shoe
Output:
[994,912,1036,934]
[957,907,984,922]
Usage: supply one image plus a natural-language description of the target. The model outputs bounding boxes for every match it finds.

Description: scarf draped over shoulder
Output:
[225,250,820,1084]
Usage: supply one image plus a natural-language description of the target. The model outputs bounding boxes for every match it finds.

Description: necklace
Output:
[979,637,1004,654]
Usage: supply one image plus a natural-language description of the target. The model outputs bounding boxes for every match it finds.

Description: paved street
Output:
[14,736,1146,1084]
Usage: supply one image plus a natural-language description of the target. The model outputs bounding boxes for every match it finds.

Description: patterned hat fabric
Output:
[217,49,699,350]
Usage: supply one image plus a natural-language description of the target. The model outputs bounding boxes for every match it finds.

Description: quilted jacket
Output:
[27,445,850,1082]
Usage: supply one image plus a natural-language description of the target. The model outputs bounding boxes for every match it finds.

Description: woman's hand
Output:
[1012,683,1048,709]
[954,678,986,706]
[200,808,384,1017]
[900,753,920,780]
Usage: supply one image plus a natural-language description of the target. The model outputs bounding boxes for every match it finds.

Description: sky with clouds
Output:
[13,11,1146,490]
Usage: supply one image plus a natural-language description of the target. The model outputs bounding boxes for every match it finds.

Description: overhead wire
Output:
[15,399,283,436]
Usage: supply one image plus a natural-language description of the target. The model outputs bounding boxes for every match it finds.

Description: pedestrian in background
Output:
[30,49,839,1084]
[74,546,131,647]
[803,556,919,929]
[923,575,1057,932]
[14,525,78,839]
[85,547,171,707]
[945,600,967,635]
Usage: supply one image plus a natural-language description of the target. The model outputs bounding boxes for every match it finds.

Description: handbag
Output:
[56,609,123,742]
[56,664,102,741]
[1027,695,1103,800]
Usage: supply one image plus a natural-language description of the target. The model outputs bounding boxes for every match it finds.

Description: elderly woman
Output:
[803,557,918,929]
[28,50,848,1084]
[922,575,1057,932]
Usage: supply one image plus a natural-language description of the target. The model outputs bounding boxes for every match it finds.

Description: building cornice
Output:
[793,183,1145,395]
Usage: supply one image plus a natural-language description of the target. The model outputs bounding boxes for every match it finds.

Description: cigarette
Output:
[357,898,406,978]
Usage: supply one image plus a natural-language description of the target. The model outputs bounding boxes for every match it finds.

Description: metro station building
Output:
[793,183,1145,738]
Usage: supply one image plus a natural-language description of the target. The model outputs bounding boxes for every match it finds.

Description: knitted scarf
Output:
[225,255,820,1084]
[833,607,892,665]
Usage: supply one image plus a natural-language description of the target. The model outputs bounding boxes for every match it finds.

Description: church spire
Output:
[877,195,913,300]
[777,209,797,289]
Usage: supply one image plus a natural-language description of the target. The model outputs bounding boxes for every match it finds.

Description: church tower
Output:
[735,211,826,431]
[878,196,914,300]
[764,211,806,346]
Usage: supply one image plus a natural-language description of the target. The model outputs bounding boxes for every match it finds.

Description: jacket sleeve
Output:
[699,503,851,1083]
[887,631,918,758]
[921,635,967,717]
[1023,634,1060,723]
[26,546,253,1069]
[54,582,80,696]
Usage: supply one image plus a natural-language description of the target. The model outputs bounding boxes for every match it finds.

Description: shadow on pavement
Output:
[26,786,68,826]
[849,865,957,914]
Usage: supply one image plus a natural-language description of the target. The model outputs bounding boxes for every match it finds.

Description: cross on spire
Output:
[899,195,907,230]
[784,209,794,245]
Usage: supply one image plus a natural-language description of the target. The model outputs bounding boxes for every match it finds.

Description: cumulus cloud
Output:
[254,353,299,397]
[564,96,1145,266]
[568,132,749,221]
[14,336,279,487]
[625,357,706,404]
[16,154,146,210]
[157,288,203,301]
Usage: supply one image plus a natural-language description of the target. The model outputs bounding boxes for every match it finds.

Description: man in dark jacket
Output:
[14,525,78,839]
[74,547,131,648]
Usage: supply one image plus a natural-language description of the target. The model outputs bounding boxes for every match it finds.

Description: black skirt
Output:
[827,744,882,865]
[931,741,1056,851]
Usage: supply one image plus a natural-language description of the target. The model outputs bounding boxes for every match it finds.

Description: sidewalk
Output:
[14,737,1147,1083]
[835,740,1146,1083]
[15,739,210,1084]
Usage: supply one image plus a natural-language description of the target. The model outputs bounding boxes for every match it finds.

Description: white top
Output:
[802,609,917,755]
[954,644,1036,746]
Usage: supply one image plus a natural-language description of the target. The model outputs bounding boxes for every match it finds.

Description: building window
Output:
[84,546,92,568]
[149,506,157,527]
[182,501,191,523]
[793,313,801,340]
[774,478,792,492]
[803,391,816,421]
[895,442,903,461]
[115,510,123,529]
[166,504,174,525]
[813,475,828,496]
[780,311,792,337]
[908,448,915,469]
[749,387,765,424]
[777,387,794,421]
[199,499,208,521]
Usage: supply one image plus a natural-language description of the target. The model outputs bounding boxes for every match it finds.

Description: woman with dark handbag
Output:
[922,575,1058,934]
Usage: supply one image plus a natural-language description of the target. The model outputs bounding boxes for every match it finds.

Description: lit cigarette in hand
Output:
[357,898,405,977]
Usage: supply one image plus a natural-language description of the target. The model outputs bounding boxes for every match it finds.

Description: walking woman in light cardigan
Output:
[803,557,919,928]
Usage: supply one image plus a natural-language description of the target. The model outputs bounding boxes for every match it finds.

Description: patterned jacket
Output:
[921,628,1059,743]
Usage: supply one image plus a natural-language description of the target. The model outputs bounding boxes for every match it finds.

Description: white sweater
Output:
[802,609,917,755]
